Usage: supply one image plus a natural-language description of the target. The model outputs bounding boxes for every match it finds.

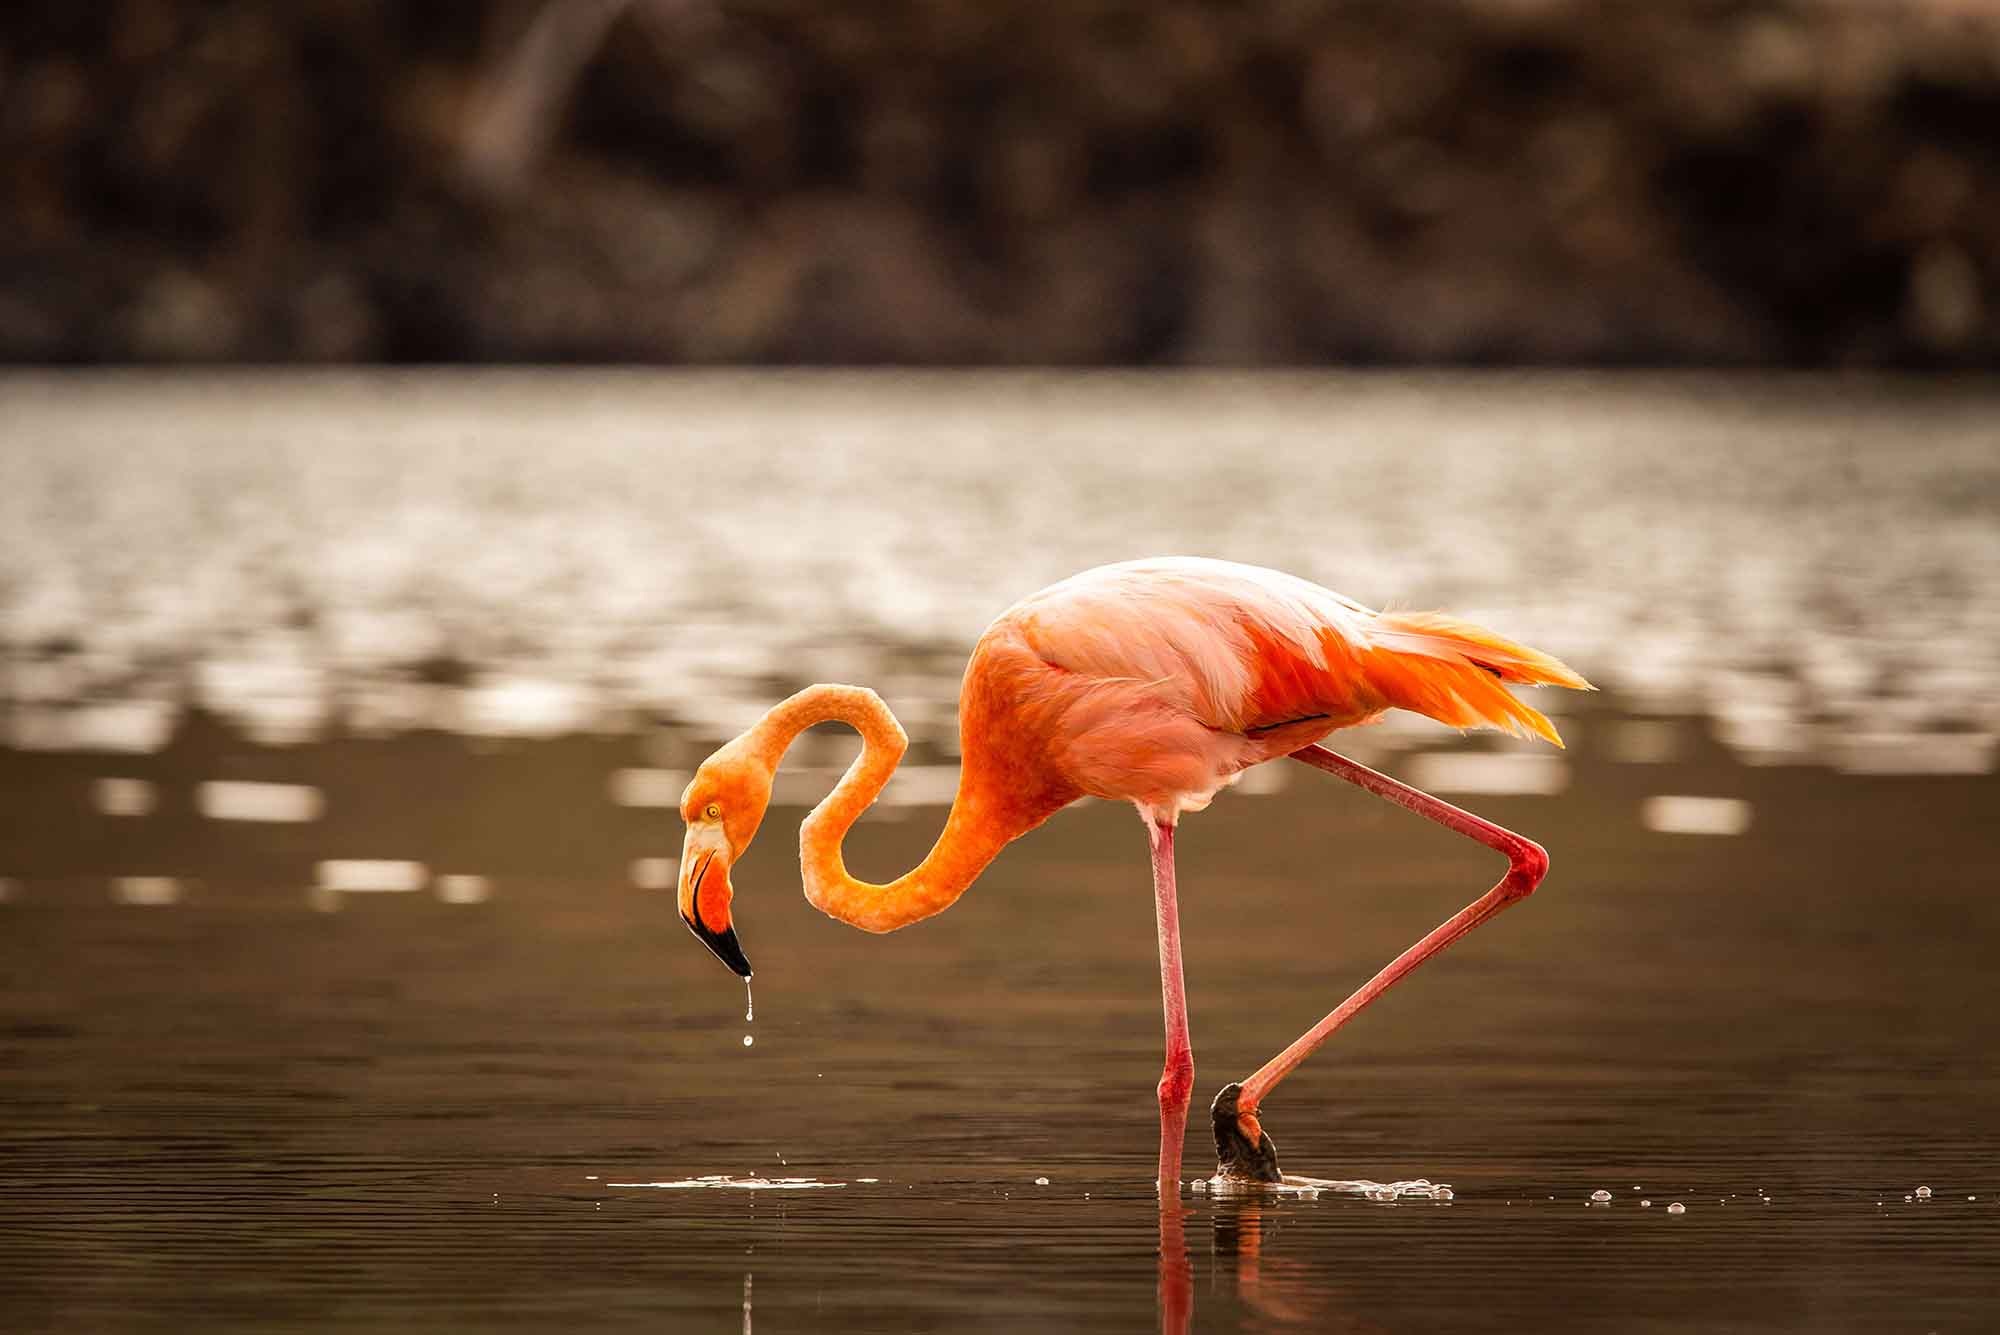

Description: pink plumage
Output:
[987,557,1589,823]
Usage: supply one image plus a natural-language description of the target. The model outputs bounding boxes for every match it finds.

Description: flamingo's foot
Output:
[1210,1082,1283,1183]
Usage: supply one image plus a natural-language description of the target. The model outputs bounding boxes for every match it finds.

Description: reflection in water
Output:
[1165,1191,1448,1334]
[1210,1199,1325,1331]
[1640,793,1753,835]
[108,874,180,905]
[1157,1205,1192,1335]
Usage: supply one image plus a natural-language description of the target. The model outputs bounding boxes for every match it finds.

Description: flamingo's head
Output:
[675,739,776,977]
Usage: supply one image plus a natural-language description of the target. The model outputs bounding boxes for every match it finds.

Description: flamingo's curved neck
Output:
[748,684,1015,934]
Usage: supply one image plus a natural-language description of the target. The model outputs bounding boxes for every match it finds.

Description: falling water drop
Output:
[1666,1202,1686,1215]
[745,977,755,1023]
[742,1034,754,1047]
[1641,1200,1652,1208]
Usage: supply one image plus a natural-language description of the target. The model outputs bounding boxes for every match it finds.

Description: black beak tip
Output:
[687,916,753,977]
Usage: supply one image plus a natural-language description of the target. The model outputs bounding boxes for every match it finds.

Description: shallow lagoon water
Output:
[4,702,1995,1331]
[2,372,1998,1331]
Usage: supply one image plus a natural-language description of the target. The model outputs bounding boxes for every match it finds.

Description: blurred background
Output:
[3,5,1999,1333]
[4,0,2000,366]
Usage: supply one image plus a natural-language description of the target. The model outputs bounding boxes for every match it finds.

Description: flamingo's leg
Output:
[1148,819,1195,1198]
[1211,744,1549,1181]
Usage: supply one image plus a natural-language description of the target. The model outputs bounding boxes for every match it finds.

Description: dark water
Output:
[3,694,1997,1331]
[2,372,1998,1330]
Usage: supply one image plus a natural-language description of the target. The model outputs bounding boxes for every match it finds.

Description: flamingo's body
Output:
[990,558,1582,823]
[675,557,1589,1187]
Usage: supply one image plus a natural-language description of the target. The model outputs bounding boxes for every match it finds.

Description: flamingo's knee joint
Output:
[1158,1060,1194,1111]
[1508,838,1550,897]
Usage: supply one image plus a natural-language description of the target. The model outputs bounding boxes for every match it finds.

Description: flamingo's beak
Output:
[678,832,751,977]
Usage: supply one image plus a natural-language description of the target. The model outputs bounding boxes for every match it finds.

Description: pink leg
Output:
[1227,745,1549,1149]
[1149,820,1195,1197]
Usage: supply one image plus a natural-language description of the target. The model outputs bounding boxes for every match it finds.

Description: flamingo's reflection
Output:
[1157,1203,1193,1334]
[1159,1193,1391,1334]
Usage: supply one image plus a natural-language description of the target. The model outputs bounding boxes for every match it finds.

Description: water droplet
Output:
[1033,1176,1049,1186]
[1435,1187,1454,1201]
[1590,1189,1613,1203]
[1904,1195,1913,1202]
[1640,1200,1652,1208]
[1666,1202,1686,1215]
[744,977,754,1024]
[1915,1185,1932,1199]
[742,1034,754,1047]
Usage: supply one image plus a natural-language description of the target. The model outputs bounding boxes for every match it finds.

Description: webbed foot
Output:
[1210,1082,1283,1183]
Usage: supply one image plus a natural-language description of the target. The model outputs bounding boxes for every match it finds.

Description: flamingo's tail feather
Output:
[1365,612,1594,748]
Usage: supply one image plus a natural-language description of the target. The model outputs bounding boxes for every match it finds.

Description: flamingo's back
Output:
[987,558,1589,816]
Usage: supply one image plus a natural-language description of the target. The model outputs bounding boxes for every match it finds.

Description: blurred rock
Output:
[0,0,1997,365]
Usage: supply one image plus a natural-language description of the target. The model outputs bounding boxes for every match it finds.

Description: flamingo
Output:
[674,557,1590,1190]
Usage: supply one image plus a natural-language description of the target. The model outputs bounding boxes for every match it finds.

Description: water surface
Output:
[2,372,1997,1331]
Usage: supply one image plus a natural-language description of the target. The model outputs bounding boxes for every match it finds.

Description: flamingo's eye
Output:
[704,802,722,821]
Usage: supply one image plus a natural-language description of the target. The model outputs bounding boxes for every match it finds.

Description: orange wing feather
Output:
[1364,611,1593,748]
[1004,557,1590,750]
